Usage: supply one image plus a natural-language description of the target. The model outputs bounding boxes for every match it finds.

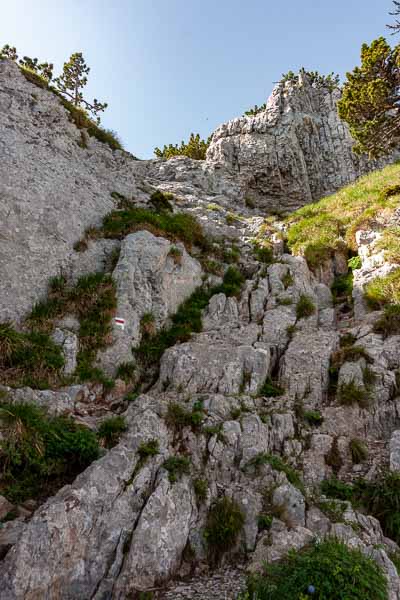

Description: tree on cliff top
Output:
[338,37,400,157]
[53,53,107,124]
[154,133,211,160]
[388,1,400,34]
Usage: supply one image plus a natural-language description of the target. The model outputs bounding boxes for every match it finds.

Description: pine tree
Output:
[0,44,18,60]
[154,133,211,160]
[18,56,53,82]
[388,1,400,34]
[54,53,107,123]
[337,37,400,157]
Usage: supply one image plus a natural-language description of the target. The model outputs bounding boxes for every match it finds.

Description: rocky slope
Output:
[0,58,400,599]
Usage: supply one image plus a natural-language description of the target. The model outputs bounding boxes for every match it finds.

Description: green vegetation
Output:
[23,272,117,390]
[374,304,400,337]
[162,455,191,483]
[325,437,343,475]
[282,270,294,288]
[331,272,353,303]
[0,322,65,389]
[213,266,245,297]
[253,242,273,264]
[280,69,340,91]
[193,478,208,503]
[349,438,368,463]
[257,514,273,531]
[322,471,400,545]
[348,255,362,270]
[244,103,267,116]
[1,44,123,151]
[331,344,373,369]
[154,133,211,160]
[97,416,127,449]
[338,36,400,157]
[259,377,284,398]
[203,496,245,563]
[241,539,388,600]
[338,380,370,408]
[375,227,400,264]
[165,401,204,431]
[115,362,136,383]
[0,401,99,503]
[149,190,174,212]
[137,439,159,460]
[296,294,316,319]
[364,269,400,308]
[303,409,324,427]
[245,453,303,490]
[286,162,400,269]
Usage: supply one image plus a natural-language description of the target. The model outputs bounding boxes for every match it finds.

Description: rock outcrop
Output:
[1,57,400,600]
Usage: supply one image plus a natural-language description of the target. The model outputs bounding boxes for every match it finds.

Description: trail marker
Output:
[114,317,125,331]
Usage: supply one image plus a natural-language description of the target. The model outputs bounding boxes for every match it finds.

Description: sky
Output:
[1,1,394,159]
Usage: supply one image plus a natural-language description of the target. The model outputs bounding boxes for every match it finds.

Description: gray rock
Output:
[390,431,400,472]
[0,496,14,520]
[272,483,306,528]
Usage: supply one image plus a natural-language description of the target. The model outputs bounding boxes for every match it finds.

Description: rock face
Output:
[2,58,400,600]
[99,230,203,374]
[207,71,389,213]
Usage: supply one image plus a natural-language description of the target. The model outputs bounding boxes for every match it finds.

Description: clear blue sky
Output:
[1,1,394,158]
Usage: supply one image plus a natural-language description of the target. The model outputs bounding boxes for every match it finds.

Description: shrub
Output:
[203,496,245,563]
[193,478,208,503]
[115,362,136,382]
[364,269,400,308]
[350,438,368,463]
[348,255,362,270]
[253,243,273,264]
[338,380,370,408]
[154,133,211,160]
[97,416,127,448]
[257,514,273,531]
[244,103,267,116]
[0,402,99,503]
[325,437,343,475]
[321,477,356,502]
[213,266,245,297]
[137,439,159,461]
[282,270,294,288]
[242,539,388,600]
[362,472,400,544]
[0,323,65,389]
[246,453,303,490]
[373,304,400,337]
[296,294,316,319]
[375,227,400,264]
[303,409,324,427]
[259,377,284,398]
[165,401,204,431]
[162,455,191,483]
[331,272,353,302]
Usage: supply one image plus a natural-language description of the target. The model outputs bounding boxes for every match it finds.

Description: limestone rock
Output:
[272,483,306,528]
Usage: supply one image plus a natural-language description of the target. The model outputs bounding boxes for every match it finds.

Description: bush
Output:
[373,304,400,337]
[350,438,368,463]
[259,377,284,398]
[253,243,273,264]
[331,272,353,302]
[203,496,245,563]
[348,255,362,270]
[97,416,127,448]
[364,269,400,308]
[303,409,324,427]
[165,401,204,431]
[338,380,370,408]
[154,133,210,160]
[0,322,65,389]
[193,478,208,503]
[162,455,191,483]
[296,295,316,319]
[0,402,99,503]
[242,539,388,600]
[245,453,303,490]
[115,362,136,382]
[213,266,245,297]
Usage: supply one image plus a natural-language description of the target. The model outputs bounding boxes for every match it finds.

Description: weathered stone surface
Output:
[390,431,400,472]
[0,496,14,520]
[99,230,202,373]
[207,72,390,213]
[272,483,306,528]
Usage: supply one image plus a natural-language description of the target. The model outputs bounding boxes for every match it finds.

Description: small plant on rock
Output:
[162,455,191,483]
[97,416,127,449]
[193,478,208,503]
[338,380,370,408]
[373,304,400,337]
[203,496,245,564]
[349,438,368,463]
[259,377,284,398]
[296,294,316,319]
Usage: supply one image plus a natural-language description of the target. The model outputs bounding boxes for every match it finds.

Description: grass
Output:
[97,416,127,449]
[162,455,191,483]
[0,401,99,503]
[338,380,371,408]
[137,439,159,460]
[375,227,400,264]
[331,272,353,303]
[91,206,209,253]
[253,242,274,264]
[286,161,400,269]
[303,409,324,427]
[259,377,284,398]
[135,269,245,379]
[349,438,368,463]
[193,478,208,503]
[0,322,65,389]
[245,452,303,491]
[115,362,136,382]
[203,496,245,564]
[24,272,117,389]
[364,268,400,308]
[373,304,400,337]
[322,472,400,546]
[296,294,316,319]
[165,401,204,431]
[331,345,373,369]
[241,539,388,600]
